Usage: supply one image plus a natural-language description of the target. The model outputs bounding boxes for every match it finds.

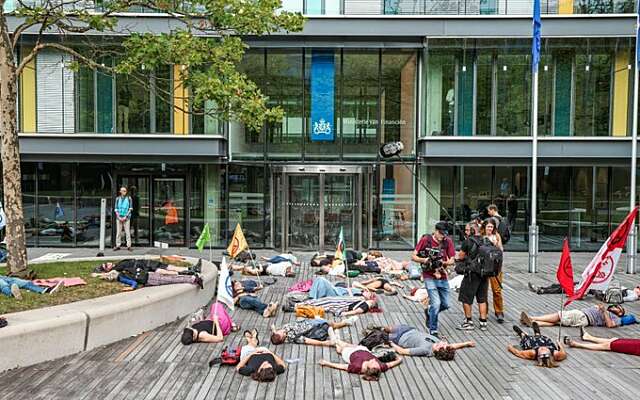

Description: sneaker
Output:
[457,320,475,331]
[479,321,488,331]
[496,313,505,324]
[10,284,22,300]
[191,308,205,323]
[512,324,524,337]
[113,247,120,251]
[430,330,440,338]
[194,276,204,290]
[193,259,203,273]
[47,280,64,295]
[520,311,532,327]
[343,316,358,326]
[527,282,539,293]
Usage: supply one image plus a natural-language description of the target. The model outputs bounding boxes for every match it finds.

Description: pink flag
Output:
[565,206,638,306]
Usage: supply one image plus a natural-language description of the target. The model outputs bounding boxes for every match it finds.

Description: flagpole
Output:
[627,7,639,274]
[558,290,565,343]
[529,0,541,274]
[247,245,263,287]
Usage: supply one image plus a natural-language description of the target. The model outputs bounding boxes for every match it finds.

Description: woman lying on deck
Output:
[181,302,239,345]
[352,276,403,296]
[564,327,640,357]
[297,296,378,317]
[237,329,286,382]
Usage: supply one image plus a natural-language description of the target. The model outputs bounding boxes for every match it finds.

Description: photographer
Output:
[454,223,488,331]
[411,221,455,337]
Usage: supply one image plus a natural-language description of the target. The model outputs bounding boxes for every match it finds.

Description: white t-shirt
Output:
[340,345,369,364]
[266,261,291,276]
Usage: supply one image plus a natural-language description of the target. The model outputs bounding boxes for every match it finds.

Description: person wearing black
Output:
[508,322,567,368]
[236,330,286,382]
[454,223,489,331]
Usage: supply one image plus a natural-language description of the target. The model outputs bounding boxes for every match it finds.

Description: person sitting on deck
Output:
[181,302,239,345]
[269,316,358,346]
[384,324,475,360]
[508,323,567,368]
[237,329,286,382]
[318,334,402,381]
[520,304,637,328]
[564,327,640,357]
[352,276,403,295]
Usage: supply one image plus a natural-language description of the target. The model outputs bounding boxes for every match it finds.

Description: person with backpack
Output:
[482,218,505,323]
[114,186,133,251]
[487,204,511,245]
[269,316,357,346]
[411,221,455,337]
[454,223,489,331]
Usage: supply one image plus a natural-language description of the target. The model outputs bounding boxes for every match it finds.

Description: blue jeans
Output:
[425,278,450,333]
[238,295,268,314]
[0,276,46,297]
[267,255,290,264]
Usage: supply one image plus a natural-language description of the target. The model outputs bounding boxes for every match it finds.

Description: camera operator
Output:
[411,221,455,337]
[454,223,488,331]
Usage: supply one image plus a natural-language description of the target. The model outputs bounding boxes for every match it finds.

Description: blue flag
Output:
[532,0,541,72]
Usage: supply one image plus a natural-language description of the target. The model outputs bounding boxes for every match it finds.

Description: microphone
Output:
[379,141,404,158]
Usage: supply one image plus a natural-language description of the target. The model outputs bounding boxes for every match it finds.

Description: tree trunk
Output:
[0,12,30,277]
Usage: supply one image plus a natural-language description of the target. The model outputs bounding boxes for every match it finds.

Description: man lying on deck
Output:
[508,323,567,368]
[269,316,358,346]
[384,324,474,360]
[521,304,637,328]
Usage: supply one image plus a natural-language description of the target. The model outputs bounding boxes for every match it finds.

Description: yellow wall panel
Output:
[20,48,37,133]
[612,51,630,137]
[558,0,574,14]
[173,65,189,135]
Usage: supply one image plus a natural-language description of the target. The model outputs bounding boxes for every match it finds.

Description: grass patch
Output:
[0,260,123,314]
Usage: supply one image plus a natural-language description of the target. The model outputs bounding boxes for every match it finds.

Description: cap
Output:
[435,221,449,235]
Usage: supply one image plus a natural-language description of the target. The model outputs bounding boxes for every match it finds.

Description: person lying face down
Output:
[384,324,474,360]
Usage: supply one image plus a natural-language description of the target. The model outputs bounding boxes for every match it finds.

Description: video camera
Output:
[417,247,443,273]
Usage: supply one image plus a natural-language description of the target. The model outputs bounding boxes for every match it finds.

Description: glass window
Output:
[116,72,150,133]
[228,165,267,247]
[22,163,37,246]
[266,49,303,159]
[342,49,379,159]
[381,49,416,154]
[496,52,531,136]
[493,166,528,251]
[76,164,112,247]
[202,164,226,247]
[77,66,95,132]
[574,41,613,136]
[423,51,456,136]
[475,50,493,136]
[155,66,172,133]
[538,166,571,251]
[373,163,415,249]
[418,165,455,238]
[36,163,75,247]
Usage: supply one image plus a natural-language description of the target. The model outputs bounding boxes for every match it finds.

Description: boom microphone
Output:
[379,141,404,158]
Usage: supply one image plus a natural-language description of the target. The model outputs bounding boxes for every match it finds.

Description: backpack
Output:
[471,237,503,278]
[304,322,330,341]
[371,345,397,362]
[209,346,241,367]
[495,216,511,244]
[407,262,422,280]
[358,328,389,350]
[604,280,624,305]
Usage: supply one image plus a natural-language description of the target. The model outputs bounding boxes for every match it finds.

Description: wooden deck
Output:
[1,252,639,400]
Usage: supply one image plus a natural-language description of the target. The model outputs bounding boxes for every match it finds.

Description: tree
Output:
[0,0,303,277]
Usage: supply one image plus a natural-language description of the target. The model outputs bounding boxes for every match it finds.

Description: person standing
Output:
[129,185,140,244]
[114,186,133,251]
[411,221,455,337]
[482,217,504,323]
[454,223,489,331]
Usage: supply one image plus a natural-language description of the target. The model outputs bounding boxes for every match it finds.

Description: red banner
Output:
[556,238,574,297]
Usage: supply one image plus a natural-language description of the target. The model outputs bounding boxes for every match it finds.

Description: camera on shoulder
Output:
[418,247,443,272]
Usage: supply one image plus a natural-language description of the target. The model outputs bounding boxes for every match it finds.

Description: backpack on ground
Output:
[471,237,503,278]
[604,280,624,305]
[358,328,389,350]
[304,322,330,341]
[209,346,241,367]
[407,262,422,280]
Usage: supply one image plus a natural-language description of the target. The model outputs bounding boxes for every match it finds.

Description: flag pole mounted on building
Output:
[529,0,542,273]
[627,2,640,274]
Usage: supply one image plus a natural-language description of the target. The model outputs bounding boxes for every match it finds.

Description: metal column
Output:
[627,18,639,274]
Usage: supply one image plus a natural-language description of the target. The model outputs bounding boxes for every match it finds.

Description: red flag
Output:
[556,238,574,297]
[565,206,639,306]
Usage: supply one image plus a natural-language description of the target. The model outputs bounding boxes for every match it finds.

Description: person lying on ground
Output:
[298,296,378,317]
[260,252,301,266]
[232,280,263,295]
[270,316,358,346]
[527,281,611,299]
[384,324,474,359]
[181,302,239,345]
[402,287,429,306]
[310,253,335,267]
[93,269,203,291]
[0,276,63,299]
[352,254,410,275]
[521,304,637,328]
[508,322,567,368]
[564,327,640,357]
[97,258,202,275]
[237,330,286,382]
[234,288,279,318]
[308,277,377,299]
[352,276,403,295]
[315,259,347,277]
[239,262,296,277]
[318,335,402,381]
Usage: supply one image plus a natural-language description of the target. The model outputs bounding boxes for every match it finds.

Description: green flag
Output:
[196,223,211,252]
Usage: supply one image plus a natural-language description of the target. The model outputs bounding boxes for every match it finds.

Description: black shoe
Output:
[531,321,541,336]
[512,325,524,337]
[179,270,196,276]
[496,313,505,324]
[209,357,222,368]
[424,308,430,330]
[527,282,538,293]
[193,259,202,273]
[195,276,204,290]
[430,331,439,338]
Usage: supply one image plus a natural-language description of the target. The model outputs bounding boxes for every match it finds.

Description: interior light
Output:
[585,65,590,71]
[543,65,548,71]
[462,65,467,72]
[502,65,507,71]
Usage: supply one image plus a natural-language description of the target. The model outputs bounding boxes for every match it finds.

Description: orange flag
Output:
[227,223,249,259]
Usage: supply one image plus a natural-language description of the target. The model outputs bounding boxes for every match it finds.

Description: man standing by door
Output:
[114,186,133,251]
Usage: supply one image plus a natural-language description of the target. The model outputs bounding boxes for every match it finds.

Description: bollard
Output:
[97,198,106,257]
[627,226,637,274]
[528,224,538,273]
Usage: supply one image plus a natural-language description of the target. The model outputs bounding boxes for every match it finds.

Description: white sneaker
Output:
[10,284,22,300]
[343,316,358,326]
[190,308,205,323]
[48,280,64,295]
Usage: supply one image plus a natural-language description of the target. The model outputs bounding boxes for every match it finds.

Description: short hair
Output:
[433,346,456,361]
[181,328,194,345]
[368,250,383,258]
[270,332,286,345]
[361,366,382,381]
[488,204,498,211]
[251,366,276,382]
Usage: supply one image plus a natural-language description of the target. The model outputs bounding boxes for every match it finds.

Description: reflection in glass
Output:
[288,175,320,249]
[153,178,185,246]
[496,54,530,136]
[116,73,150,133]
[574,52,612,136]
[77,165,112,247]
[424,52,455,136]
[475,51,493,136]
[324,175,355,248]
[374,164,415,249]
[228,165,267,247]
[381,50,416,154]
[37,163,74,247]
[77,66,95,132]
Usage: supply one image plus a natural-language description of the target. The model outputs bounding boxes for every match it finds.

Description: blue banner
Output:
[532,0,541,72]
[310,50,335,142]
